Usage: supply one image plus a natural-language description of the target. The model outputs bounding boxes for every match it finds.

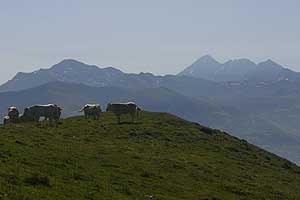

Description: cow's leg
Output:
[131,113,135,123]
[117,114,121,124]
[50,117,57,127]
[49,117,52,126]
[35,116,40,123]
[54,118,58,127]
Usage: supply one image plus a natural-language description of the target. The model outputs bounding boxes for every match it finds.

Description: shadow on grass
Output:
[106,121,142,125]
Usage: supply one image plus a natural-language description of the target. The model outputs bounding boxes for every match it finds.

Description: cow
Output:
[23,104,62,126]
[42,104,60,121]
[106,102,141,123]
[3,116,10,125]
[8,107,19,123]
[80,104,102,120]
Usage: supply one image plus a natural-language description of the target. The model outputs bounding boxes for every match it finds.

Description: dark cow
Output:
[23,104,62,125]
[106,102,141,123]
[43,104,61,121]
[8,107,19,123]
[80,104,102,120]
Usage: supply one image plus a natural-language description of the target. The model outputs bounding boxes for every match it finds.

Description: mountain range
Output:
[1,56,300,163]
[178,55,300,82]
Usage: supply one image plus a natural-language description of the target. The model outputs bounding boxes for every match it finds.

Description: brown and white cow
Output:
[8,107,19,123]
[80,104,102,120]
[106,102,141,123]
[23,104,62,125]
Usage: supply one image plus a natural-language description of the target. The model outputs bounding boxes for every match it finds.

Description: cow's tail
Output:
[136,106,141,116]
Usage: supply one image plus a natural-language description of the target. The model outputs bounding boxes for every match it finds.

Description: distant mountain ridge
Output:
[0,59,190,92]
[2,56,299,93]
[177,55,222,80]
[0,59,225,99]
[0,59,124,92]
[178,55,300,82]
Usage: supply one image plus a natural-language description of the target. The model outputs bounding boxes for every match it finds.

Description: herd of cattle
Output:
[3,102,141,126]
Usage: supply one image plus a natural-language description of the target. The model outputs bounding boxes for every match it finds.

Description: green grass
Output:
[0,111,300,200]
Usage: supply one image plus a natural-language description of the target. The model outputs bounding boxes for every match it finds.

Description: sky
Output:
[0,0,300,84]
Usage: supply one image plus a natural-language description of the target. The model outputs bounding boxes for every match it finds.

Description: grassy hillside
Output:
[0,112,300,200]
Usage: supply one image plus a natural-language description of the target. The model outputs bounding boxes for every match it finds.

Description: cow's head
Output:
[8,107,19,113]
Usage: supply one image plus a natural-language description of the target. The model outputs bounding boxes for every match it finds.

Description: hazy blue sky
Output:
[0,0,299,84]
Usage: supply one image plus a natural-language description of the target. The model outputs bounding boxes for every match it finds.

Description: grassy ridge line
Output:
[0,111,300,200]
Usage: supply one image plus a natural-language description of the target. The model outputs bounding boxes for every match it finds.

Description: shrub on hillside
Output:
[25,174,50,186]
